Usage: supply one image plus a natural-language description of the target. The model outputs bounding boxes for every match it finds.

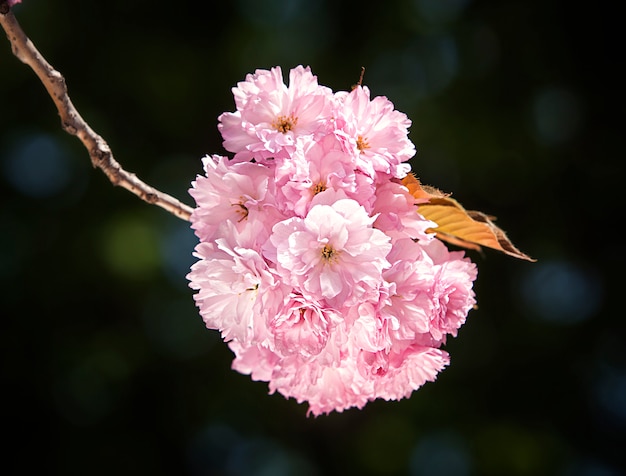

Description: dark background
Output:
[1,1,623,475]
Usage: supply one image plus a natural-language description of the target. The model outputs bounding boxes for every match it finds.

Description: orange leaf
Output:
[402,174,536,262]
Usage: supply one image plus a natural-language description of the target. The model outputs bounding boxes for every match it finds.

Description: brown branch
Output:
[0,8,193,221]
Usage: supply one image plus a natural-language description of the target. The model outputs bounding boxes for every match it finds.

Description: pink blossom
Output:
[381,238,436,340]
[7,0,22,6]
[272,358,372,415]
[187,222,289,345]
[372,346,449,401]
[188,65,479,416]
[334,85,415,179]
[381,238,477,344]
[421,239,478,341]
[229,340,280,383]
[276,134,375,217]
[372,180,435,241]
[269,294,342,358]
[269,198,392,308]
[188,154,284,244]
[218,66,335,162]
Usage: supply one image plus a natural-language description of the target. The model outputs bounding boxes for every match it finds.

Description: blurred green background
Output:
[1,0,623,475]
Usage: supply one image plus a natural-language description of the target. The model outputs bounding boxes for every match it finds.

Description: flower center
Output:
[232,201,249,222]
[321,244,339,263]
[312,181,327,195]
[356,135,370,151]
[272,114,298,133]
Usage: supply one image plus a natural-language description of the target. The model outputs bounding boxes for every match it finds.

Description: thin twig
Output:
[0,8,193,221]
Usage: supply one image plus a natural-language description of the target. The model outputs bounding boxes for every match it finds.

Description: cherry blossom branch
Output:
[0,6,193,221]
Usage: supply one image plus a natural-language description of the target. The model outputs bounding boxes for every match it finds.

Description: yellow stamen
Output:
[312,181,327,195]
[232,202,248,222]
[356,135,370,151]
[272,114,298,133]
[321,244,339,263]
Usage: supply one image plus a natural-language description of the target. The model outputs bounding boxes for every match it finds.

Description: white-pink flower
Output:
[189,154,284,244]
[334,85,415,179]
[371,345,450,401]
[269,198,392,308]
[421,239,478,341]
[269,294,342,358]
[218,66,335,162]
[187,221,289,345]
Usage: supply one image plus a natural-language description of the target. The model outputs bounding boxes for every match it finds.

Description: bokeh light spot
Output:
[518,259,603,324]
[593,365,626,424]
[100,214,161,280]
[1,131,72,198]
[409,430,471,476]
[531,87,582,146]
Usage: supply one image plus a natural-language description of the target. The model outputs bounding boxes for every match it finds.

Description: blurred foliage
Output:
[1,0,624,475]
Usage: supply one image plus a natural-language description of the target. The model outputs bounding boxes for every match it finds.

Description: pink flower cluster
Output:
[187,66,477,416]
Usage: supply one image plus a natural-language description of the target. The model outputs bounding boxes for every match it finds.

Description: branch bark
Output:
[0,8,194,221]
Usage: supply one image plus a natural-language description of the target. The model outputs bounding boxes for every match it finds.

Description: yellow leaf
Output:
[402,174,536,262]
